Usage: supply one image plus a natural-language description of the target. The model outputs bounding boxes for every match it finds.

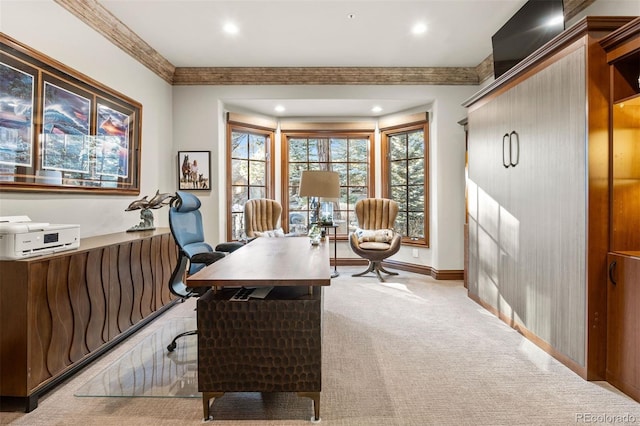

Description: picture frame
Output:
[178,151,211,190]
[0,33,142,194]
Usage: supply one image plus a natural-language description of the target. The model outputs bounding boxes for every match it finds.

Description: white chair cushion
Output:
[254,228,285,238]
[359,241,392,250]
[355,228,394,243]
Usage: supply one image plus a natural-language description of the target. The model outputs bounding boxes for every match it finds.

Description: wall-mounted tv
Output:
[492,0,565,79]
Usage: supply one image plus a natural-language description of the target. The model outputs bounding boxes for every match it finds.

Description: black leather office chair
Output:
[167,191,229,352]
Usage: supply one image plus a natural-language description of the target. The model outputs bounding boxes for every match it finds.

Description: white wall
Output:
[0,0,174,238]
[173,85,476,271]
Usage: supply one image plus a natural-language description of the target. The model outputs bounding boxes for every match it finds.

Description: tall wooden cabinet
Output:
[464,17,634,382]
[601,17,640,402]
[0,229,178,411]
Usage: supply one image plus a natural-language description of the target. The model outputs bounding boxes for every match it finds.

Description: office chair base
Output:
[352,261,398,282]
[167,329,197,352]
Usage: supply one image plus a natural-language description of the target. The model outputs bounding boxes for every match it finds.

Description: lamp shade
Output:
[298,170,340,199]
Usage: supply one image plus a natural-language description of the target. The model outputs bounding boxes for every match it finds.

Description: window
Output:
[227,123,274,240]
[283,132,374,237]
[381,119,429,246]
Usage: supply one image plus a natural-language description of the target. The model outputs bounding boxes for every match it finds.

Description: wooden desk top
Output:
[187,236,331,287]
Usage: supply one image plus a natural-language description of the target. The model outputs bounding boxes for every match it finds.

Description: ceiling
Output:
[100,0,526,68]
[97,0,530,117]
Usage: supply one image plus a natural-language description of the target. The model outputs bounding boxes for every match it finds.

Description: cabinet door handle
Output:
[502,133,511,168]
[509,131,519,167]
[609,261,617,285]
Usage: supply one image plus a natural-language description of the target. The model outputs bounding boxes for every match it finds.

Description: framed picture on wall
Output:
[178,151,210,190]
[0,33,142,194]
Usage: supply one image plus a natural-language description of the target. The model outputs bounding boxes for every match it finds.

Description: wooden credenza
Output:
[0,228,178,411]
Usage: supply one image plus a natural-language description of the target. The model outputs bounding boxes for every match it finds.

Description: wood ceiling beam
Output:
[172,67,478,85]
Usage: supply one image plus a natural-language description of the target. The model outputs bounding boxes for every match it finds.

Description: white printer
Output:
[0,216,80,260]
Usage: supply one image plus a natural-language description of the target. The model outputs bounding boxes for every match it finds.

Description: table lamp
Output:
[298,170,340,225]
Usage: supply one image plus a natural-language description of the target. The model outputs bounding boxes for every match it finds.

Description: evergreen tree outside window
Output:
[227,124,274,240]
[382,121,429,246]
[283,133,373,237]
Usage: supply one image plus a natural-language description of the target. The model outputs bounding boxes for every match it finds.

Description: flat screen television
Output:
[492,0,565,79]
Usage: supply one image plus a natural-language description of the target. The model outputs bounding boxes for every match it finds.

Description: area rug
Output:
[74,318,200,398]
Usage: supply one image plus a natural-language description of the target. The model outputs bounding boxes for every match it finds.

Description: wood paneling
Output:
[607,252,640,402]
[611,98,640,251]
[0,229,177,411]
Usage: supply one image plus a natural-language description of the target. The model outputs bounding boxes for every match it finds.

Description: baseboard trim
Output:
[467,292,587,379]
[335,258,464,280]
[383,260,464,280]
[336,258,368,266]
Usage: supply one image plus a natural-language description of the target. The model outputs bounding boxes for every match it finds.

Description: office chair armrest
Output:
[215,242,244,253]
[191,251,226,265]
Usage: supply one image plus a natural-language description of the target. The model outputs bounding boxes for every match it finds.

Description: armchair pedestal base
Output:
[352,260,399,282]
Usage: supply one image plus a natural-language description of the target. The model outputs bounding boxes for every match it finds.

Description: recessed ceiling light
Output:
[275,105,285,113]
[372,106,383,113]
[412,23,427,35]
[223,22,239,35]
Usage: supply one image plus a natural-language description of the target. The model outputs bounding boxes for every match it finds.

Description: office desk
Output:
[188,237,330,421]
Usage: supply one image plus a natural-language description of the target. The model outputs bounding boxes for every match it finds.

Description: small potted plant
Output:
[320,213,333,226]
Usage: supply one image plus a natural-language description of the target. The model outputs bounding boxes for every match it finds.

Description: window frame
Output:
[281,130,375,239]
[381,121,430,247]
[226,123,275,241]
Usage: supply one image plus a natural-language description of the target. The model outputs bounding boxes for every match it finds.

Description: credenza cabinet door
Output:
[467,44,588,365]
[27,251,110,391]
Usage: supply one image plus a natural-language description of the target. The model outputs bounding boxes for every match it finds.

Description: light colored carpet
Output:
[2,267,639,425]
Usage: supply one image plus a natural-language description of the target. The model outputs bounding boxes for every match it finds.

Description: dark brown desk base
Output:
[197,286,322,421]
